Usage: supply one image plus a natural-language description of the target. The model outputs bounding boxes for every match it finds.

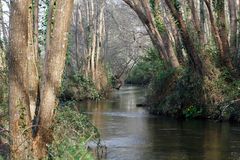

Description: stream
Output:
[78,86,240,160]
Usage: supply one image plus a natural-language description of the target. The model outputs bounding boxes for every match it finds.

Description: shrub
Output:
[48,107,100,159]
[126,48,164,85]
[182,105,203,119]
[147,68,206,118]
[61,72,101,101]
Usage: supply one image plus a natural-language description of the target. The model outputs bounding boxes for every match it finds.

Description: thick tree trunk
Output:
[33,0,74,158]
[9,0,74,159]
[9,1,34,159]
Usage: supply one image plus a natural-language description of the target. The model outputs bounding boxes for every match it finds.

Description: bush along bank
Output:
[126,48,240,122]
[61,73,113,102]
[48,107,101,159]
[0,106,102,160]
[60,73,102,102]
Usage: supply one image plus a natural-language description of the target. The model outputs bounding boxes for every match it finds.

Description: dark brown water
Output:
[78,86,240,160]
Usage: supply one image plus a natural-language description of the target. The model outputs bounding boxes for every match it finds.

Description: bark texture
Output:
[9,0,74,159]
[9,0,34,159]
[33,0,74,158]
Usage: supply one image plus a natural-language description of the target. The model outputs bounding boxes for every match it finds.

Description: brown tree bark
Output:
[186,0,204,43]
[200,0,207,44]
[9,0,34,159]
[216,0,233,69]
[28,0,39,121]
[33,0,74,158]
[152,0,180,68]
[204,0,233,69]
[228,0,237,60]
[123,0,180,68]
[75,2,81,70]
[164,0,204,75]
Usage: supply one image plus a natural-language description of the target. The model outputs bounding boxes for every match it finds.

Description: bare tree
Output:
[123,0,180,68]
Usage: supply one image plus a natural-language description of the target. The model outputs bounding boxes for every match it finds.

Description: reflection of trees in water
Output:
[203,123,231,160]
[144,119,235,160]
[77,87,240,160]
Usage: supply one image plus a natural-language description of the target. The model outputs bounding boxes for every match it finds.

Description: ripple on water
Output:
[85,111,156,118]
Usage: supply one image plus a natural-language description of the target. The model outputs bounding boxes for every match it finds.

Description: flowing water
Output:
[78,86,240,160]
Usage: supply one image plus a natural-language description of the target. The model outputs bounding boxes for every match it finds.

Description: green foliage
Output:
[149,0,155,11]
[126,48,164,85]
[127,48,204,118]
[204,40,219,64]
[129,43,240,121]
[0,69,8,125]
[149,1,165,33]
[172,70,204,107]
[148,68,205,118]
[61,72,101,101]
[183,105,203,119]
[212,0,224,12]
[0,69,8,159]
[0,70,7,111]
[172,0,181,11]
[150,68,176,90]
[154,13,165,33]
[216,69,240,100]
[48,107,100,159]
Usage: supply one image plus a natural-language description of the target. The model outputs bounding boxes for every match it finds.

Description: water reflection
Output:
[77,86,240,160]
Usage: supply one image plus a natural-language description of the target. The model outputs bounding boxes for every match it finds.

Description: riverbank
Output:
[126,47,240,123]
[146,89,240,122]
[78,86,240,160]
[0,107,100,159]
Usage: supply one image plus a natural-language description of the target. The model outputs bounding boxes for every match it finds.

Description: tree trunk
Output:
[74,3,80,71]
[228,0,237,62]
[200,0,207,44]
[152,0,180,68]
[9,0,34,159]
[216,0,233,69]
[123,0,180,68]
[33,0,74,158]
[29,0,39,121]
[186,0,204,43]
[164,0,204,75]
